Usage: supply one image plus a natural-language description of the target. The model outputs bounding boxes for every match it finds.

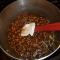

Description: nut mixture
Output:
[8,14,55,58]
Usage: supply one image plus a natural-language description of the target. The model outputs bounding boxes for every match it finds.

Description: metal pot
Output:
[0,0,60,60]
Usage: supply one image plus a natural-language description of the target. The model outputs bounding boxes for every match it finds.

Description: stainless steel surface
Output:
[0,0,60,60]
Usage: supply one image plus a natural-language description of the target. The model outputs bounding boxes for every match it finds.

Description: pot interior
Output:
[0,0,60,59]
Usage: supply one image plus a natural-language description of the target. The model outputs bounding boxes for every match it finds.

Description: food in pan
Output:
[8,13,55,58]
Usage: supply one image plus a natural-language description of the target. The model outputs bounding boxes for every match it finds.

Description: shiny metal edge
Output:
[0,45,60,60]
[0,46,19,60]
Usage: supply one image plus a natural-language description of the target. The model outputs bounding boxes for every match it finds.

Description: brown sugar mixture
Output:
[8,13,55,58]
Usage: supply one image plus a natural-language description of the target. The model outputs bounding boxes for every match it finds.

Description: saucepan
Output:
[0,0,60,60]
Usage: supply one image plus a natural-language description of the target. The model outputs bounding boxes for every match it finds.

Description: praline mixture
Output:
[8,13,55,58]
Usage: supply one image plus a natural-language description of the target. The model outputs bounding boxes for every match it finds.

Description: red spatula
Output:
[35,22,60,32]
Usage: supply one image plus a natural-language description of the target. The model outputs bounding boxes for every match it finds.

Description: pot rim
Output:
[0,0,60,60]
[0,45,60,60]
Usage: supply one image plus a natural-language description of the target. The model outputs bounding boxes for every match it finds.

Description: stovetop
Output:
[0,0,60,60]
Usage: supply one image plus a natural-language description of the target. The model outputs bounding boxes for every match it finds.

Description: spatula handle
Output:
[35,22,60,32]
